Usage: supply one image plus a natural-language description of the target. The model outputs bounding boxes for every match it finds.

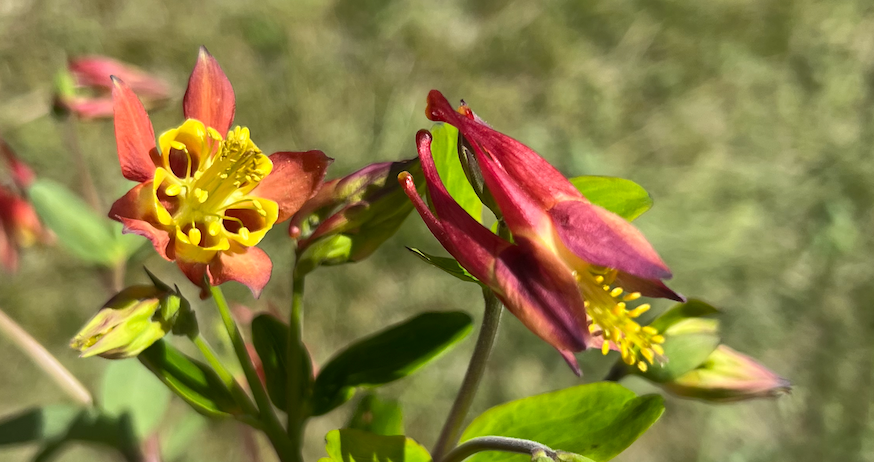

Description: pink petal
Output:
[256,151,332,223]
[208,245,272,299]
[118,218,171,261]
[549,200,672,280]
[183,47,235,134]
[70,56,169,98]
[614,271,684,302]
[112,77,157,183]
[176,260,209,299]
[426,90,581,208]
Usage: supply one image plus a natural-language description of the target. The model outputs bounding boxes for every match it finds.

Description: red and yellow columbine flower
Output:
[400,91,684,374]
[109,47,331,297]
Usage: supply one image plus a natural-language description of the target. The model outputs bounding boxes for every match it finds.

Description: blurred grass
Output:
[1,0,873,461]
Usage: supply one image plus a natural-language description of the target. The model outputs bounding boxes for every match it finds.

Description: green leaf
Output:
[639,300,722,383]
[0,405,82,445]
[311,312,473,415]
[28,178,125,265]
[347,394,404,436]
[321,429,431,462]
[251,313,312,412]
[569,176,653,221]
[431,123,483,222]
[0,405,140,461]
[407,247,482,285]
[138,340,243,418]
[160,410,207,461]
[101,358,171,440]
[649,299,720,333]
[460,382,664,462]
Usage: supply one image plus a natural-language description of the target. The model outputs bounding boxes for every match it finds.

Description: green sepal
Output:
[138,340,244,418]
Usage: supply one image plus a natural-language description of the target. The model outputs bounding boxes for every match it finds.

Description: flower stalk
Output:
[209,282,294,461]
[432,285,504,462]
[286,268,307,456]
[441,436,556,462]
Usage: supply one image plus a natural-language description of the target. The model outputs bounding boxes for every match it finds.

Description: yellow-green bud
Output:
[662,345,791,402]
[70,285,182,359]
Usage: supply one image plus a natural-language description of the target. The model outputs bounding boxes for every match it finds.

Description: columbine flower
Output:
[0,139,51,272]
[108,47,331,297]
[54,55,170,120]
[400,91,684,374]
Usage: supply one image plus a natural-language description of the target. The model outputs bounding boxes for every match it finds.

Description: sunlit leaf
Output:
[569,176,653,221]
[311,312,473,415]
[431,123,483,222]
[347,394,404,436]
[320,429,431,462]
[460,382,664,462]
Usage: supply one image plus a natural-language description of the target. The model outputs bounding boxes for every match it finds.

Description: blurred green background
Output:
[0,0,869,460]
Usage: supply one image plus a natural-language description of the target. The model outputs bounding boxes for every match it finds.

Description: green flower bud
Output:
[662,345,791,402]
[70,285,184,359]
[291,157,424,275]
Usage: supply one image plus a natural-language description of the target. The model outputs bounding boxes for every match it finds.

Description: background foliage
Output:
[0,0,868,460]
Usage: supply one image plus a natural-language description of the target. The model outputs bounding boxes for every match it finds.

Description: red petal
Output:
[0,226,18,273]
[183,47,235,134]
[614,271,684,302]
[70,56,169,98]
[109,183,171,260]
[426,90,580,208]
[495,240,590,354]
[108,182,154,222]
[256,151,332,223]
[549,200,672,280]
[118,218,171,261]
[112,77,157,182]
[405,130,509,279]
[208,245,272,299]
[177,260,209,299]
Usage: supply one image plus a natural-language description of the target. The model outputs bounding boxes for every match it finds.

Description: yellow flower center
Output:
[576,268,665,372]
[151,119,279,263]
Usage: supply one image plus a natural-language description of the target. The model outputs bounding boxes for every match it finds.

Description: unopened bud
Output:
[70,285,186,359]
[290,157,424,272]
[662,345,791,402]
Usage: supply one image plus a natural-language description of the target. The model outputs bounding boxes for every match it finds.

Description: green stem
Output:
[209,283,294,461]
[431,288,503,462]
[286,270,307,458]
[440,436,556,462]
[192,333,260,418]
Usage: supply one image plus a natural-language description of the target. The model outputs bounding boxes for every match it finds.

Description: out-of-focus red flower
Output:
[399,91,684,374]
[55,55,171,120]
[0,140,51,273]
[108,47,331,298]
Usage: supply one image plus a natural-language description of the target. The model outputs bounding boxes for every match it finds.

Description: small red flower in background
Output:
[55,55,171,120]
[0,139,52,272]
[109,47,331,297]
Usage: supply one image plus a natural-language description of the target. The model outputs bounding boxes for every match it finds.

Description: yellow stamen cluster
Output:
[151,120,278,263]
[578,271,665,372]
